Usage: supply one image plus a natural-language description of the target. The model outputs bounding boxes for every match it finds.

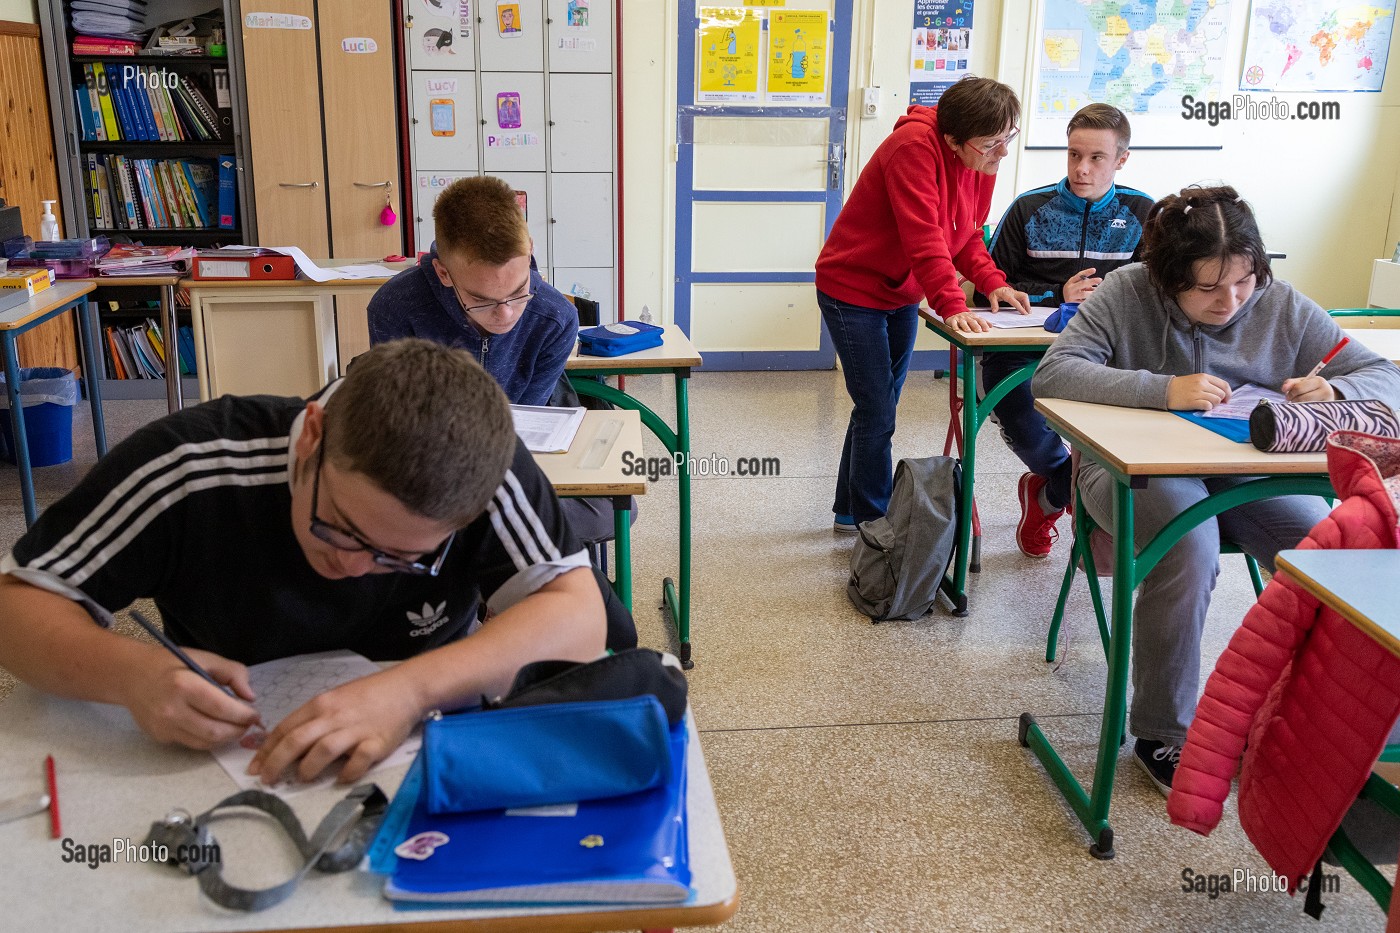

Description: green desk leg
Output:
[612,494,633,611]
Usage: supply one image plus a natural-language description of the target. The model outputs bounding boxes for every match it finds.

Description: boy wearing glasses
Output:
[973,103,1153,559]
[0,340,608,785]
[368,175,577,407]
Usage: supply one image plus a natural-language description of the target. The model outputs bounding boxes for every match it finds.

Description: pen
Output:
[1304,336,1350,379]
[45,755,60,839]
[129,609,237,699]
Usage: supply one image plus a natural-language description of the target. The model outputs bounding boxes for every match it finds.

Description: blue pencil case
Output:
[577,321,664,357]
[422,696,672,814]
[1044,302,1079,333]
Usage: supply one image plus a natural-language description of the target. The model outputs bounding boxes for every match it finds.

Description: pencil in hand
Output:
[128,609,237,699]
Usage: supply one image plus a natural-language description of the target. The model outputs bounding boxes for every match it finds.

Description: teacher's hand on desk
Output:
[945,311,992,333]
[248,664,422,785]
[1167,373,1232,411]
[987,286,1032,316]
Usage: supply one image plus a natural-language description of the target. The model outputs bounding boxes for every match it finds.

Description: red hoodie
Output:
[815,105,1007,317]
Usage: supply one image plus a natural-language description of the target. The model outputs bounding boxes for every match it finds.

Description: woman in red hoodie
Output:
[816,76,1028,532]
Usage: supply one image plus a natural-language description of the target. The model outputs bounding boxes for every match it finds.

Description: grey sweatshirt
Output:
[1032,263,1400,410]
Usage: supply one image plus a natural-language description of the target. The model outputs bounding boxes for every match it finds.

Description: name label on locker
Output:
[425,78,459,93]
[486,132,542,148]
[244,12,312,29]
[341,37,379,53]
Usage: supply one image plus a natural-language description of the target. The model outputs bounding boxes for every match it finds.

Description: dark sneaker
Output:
[833,514,858,535]
[1016,472,1064,558]
[1135,739,1182,796]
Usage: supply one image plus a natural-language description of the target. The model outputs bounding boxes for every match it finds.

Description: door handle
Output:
[826,144,844,190]
[278,182,320,188]
[353,181,392,189]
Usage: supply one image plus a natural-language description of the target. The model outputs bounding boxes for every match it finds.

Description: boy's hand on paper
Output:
[248,666,420,785]
[946,311,991,333]
[988,286,1032,316]
[1281,376,1337,403]
[1063,268,1101,303]
[127,649,259,749]
[1167,373,1232,411]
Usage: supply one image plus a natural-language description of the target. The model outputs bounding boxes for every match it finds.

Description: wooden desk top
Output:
[1275,550,1400,659]
[1035,398,1329,477]
[1342,327,1400,365]
[918,307,1057,348]
[532,409,648,497]
[0,687,737,932]
[0,281,95,331]
[184,260,414,290]
[566,324,703,371]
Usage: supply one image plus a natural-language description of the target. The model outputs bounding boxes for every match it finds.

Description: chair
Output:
[1045,486,1265,665]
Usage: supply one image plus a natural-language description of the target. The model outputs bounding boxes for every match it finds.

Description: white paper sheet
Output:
[212,650,421,795]
[970,307,1056,329]
[511,405,587,454]
[1199,383,1285,419]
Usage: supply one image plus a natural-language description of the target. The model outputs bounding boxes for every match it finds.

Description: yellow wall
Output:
[624,0,1400,324]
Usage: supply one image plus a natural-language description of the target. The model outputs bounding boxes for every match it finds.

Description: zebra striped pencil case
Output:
[1248,399,1400,453]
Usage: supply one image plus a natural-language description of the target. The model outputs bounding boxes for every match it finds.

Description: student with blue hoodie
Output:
[367,175,577,407]
[1032,185,1400,796]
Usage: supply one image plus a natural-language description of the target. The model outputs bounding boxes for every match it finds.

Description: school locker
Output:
[479,72,547,172]
[547,73,612,172]
[478,0,544,72]
[415,171,476,250]
[552,267,614,322]
[494,171,550,273]
[547,0,612,73]
[412,72,480,170]
[549,172,612,267]
[406,0,475,70]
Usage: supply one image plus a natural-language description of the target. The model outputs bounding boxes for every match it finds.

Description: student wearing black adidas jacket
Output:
[0,340,607,786]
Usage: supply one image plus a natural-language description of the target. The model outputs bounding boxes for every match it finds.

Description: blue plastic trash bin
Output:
[0,367,79,467]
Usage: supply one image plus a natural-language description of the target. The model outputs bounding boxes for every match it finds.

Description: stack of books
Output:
[70,0,147,41]
[74,64,226,142]
[101,317,196,380]
[82,155,223,231]
[93,243,194,276]
[72,34,141,55]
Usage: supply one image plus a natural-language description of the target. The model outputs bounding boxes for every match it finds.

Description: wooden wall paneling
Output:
[0,22,79,372]
[317,0,402,260]
[240,1,330,253]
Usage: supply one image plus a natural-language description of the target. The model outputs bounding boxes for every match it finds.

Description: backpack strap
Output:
[145,783,387,911]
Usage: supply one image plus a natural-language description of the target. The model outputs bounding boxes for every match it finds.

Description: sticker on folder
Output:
[496,92,522,129]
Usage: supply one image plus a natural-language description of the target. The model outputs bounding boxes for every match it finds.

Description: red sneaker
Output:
[1016,472,1064,558]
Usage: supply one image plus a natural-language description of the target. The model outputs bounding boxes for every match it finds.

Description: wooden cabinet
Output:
[189,289,337,400]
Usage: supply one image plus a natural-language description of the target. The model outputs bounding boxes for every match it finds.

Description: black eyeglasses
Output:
[447,279,535,317]
[308,426,454,576]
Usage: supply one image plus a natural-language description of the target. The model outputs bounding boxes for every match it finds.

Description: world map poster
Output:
[1030,0,1243,148]
[1241,0,1394,92]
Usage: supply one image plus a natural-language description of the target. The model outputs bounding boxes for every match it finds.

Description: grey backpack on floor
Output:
[847,456,961,622]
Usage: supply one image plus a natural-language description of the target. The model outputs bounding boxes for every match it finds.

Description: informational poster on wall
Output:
[698,7,762,103]
[766,9,829,104]
[909,0,973,107]
[1028,0,1241,148]
[1240,0,1394,92]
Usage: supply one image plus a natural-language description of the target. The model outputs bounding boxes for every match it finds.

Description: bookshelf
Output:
[37,0,253,399]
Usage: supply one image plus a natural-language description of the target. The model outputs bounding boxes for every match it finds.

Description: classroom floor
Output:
[0,370,1390,931]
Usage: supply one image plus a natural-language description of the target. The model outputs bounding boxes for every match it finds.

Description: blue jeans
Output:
[818,290,919,523]
[981,352,1072,510]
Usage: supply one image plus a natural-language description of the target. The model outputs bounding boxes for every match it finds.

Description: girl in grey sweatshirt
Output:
[1030,185,1400,795]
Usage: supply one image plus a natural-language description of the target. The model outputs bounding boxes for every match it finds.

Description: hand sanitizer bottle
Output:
[39,201,60,242]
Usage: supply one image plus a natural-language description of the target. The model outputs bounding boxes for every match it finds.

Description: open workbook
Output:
[510,404,587,453]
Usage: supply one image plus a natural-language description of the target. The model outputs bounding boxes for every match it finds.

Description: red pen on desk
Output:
[45,755,60,839]
[1304,336,1350,379]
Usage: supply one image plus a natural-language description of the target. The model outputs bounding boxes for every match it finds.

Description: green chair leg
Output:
[1244,554,1265,597]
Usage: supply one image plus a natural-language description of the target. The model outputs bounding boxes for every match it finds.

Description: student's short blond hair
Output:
[433,175,530,266]
[1067,103,1131,155]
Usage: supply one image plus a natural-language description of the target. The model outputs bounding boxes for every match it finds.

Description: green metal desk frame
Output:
[570,367,694,669]
[924,320,1048,615]
[1018,466,1334,859]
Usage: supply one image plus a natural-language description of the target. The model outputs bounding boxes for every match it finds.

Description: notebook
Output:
[381,719,692,906]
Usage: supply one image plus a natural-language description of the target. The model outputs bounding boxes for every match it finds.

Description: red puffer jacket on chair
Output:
[1167,430,1400,890]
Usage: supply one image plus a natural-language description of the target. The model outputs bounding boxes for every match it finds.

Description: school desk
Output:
[78,275,186,413]
[1020,398,1333,858]
[532,408,646,611]
[919,310,1056,615]
[1342,328,1400,366]
[1271,549,1400,912]
[0,281,108,526]
[567,326,703,667]
[0,683,738,932]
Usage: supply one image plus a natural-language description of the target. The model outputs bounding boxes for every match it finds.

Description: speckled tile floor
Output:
[0,372,1390,931]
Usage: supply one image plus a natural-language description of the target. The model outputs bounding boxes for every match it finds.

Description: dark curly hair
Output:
[1142,185,1273,298]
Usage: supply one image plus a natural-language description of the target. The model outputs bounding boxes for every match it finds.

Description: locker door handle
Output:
[279,182,320,189]
[353,181,392,189]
